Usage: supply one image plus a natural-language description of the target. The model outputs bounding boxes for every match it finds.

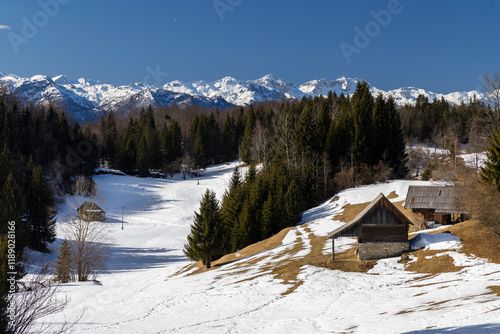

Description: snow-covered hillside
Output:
[0,72,484,123]
[38,164,500,333]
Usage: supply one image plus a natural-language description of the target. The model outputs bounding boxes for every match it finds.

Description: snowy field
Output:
[40,163,500,333]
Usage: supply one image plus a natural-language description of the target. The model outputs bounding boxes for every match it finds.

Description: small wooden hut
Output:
[77,201,105,222]
[404,185,466,224]
[327,193,412,261]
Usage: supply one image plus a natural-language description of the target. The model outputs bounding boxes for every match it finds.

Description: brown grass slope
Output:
[175,189,500,289]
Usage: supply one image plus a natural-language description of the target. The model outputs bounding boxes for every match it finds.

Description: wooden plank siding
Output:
[359,225,408,243]
[328,193,412,261]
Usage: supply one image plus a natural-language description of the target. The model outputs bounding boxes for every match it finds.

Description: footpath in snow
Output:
[43,167,500,334]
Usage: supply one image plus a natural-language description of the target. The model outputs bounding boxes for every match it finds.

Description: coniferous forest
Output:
[0,80,496,270]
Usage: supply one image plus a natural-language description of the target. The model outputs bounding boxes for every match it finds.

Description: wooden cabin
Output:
[77,201,105,222]
[404,185,466,225]
[327,193,412,261]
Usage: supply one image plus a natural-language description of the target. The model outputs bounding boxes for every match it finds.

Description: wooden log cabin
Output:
[327,193,412,261]
[404,185,466,225]
[77,201,106,222]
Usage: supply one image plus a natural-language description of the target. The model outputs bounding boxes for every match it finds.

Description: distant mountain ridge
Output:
[0,72,484,123]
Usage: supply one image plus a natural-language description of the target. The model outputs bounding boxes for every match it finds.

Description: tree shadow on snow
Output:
[403,323,500,334]
[107,246,185,272]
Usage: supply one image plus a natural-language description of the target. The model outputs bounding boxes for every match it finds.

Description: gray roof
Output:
[404,185,464,213]
[327,193,412,239]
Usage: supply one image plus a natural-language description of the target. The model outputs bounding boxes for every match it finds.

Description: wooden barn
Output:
[77,201,105,222]
[327,193,412,261]
[404,185,466,225]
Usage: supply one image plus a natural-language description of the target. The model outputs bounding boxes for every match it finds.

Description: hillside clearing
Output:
[42,169,500,334]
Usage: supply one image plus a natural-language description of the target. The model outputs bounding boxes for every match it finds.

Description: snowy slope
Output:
[0,72,485,123]
[36,167,500,333]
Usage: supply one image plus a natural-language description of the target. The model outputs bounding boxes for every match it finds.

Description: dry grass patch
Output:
[487,286,500,297]
[445,220,500,264]
[404,249,463,274]
[177,226,296,276]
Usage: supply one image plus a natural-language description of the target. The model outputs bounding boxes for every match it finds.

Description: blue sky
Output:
[0,0,499,93]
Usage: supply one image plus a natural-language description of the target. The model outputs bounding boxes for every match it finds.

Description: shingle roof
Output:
[404,185,464,213]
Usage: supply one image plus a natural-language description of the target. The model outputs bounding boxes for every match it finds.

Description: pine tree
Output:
[240,106,255,163]
[481,127,500,189]
[222,114,237,162]
[136,134,150,177]
[24,158,56,251]
[169,119,183,162]
[326,97,353,170]
[386,95,407,175]
[0,145,15,189]
[352,81,375,165]
[284,180,303,227]
[55,239,72,283]
[295,104,316,155]
[221,168,243,253]
[0,173,27,254]
[99,111,118,167]
[260,192,275,239]
[232,201,252,252]
[184,190,223,269]
[372,93,388,162]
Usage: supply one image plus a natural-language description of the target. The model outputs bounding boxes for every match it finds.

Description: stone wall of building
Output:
[358,242,409,260]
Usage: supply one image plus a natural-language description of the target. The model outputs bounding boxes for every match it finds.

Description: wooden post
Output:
[331,238,335,262]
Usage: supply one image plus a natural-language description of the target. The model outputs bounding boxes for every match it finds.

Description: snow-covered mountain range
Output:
[0,72,483,123]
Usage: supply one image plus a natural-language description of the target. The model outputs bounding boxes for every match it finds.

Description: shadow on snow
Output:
[403,323,500,334]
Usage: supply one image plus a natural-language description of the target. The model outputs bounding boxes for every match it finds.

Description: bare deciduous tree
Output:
[62,176,110,282]
[482,71,500,131]
[8,255,80,334]
[250,121,270,166]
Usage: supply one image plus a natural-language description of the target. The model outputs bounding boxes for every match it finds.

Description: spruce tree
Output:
[221,168,243,253]
[55,239,72,283]
[260,192,275,239]
[222,114,237,162]
[136,134,150,177]
[295,104,316,155]
[184,189,223,269]
[240,106,255,163]
[0,173,27,253]
[24,158,56,251]
[169,119,183,162]
[232,201,252,252]
[352,81,375,165]
[284,180,303,227]
[372,93,388,162]
[481,127,500,189]
[386,96,407,175]
[0,173,24,232]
